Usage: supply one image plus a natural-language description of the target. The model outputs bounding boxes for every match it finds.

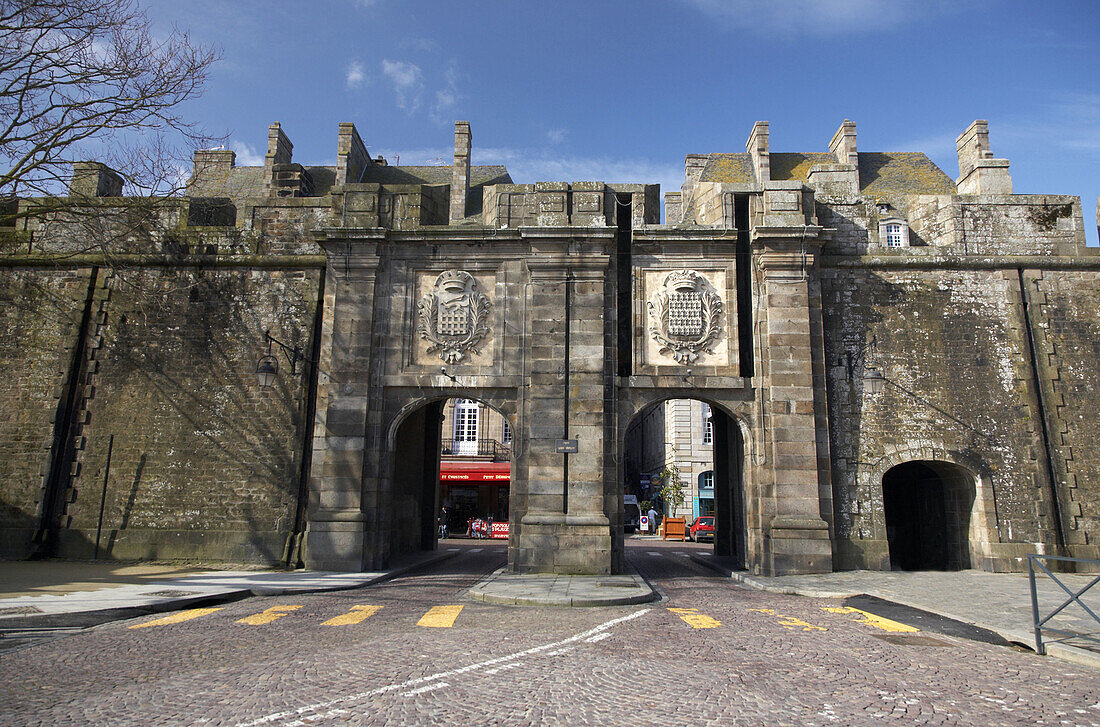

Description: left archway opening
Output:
[390,397,513,558]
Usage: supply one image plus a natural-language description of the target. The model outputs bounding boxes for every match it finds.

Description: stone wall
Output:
[0,267,91,556]
[0,230,323,564]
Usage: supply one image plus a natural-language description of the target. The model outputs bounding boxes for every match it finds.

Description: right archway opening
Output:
[622,398,747,567]
[882,460,977,571]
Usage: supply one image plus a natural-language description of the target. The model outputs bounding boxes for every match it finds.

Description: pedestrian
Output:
[647,506,658,537]
[438,506,448,539]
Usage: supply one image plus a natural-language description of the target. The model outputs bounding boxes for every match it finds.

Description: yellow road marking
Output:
[667,607,722,629]
[236,605,302,625]
[128,607,223,629]
[748,607,826,632]
[822,606,919,633]
[322,605,383,626]
[417,605,463,628]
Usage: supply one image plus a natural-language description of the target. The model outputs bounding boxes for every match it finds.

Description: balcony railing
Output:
[441,438,512,461]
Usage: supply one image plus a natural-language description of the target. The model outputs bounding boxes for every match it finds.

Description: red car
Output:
[688,515,715,542]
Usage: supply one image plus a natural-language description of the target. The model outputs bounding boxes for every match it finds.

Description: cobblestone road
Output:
[1,540,1097,726]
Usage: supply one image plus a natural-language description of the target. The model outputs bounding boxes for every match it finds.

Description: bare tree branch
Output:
[0,0,221,200]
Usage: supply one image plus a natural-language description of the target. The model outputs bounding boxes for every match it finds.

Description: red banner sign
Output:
[491,522,509,539]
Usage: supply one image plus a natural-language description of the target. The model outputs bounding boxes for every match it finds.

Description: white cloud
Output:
[547,128,568,144]
[430,61,462,124]
[401,37,439,52]
[680,0,960,36]
[345,60,367,89]
[382,59,424,112]
[231,141,264,166]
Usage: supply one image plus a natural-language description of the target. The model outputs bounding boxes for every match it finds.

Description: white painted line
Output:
[283,708,349,726]
[483,662,523,675]
[404,683,449,697]
[469,548,483,553]
[447,548,460,552]
[542,646,576,657]
[677,552,691,558]
[584,633,611,643]
[233,609,652,727]
[646,552,662,557]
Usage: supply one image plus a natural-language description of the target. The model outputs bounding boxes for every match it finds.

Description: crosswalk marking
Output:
[646,551,662,556]
[237,605,302,626]
[322,605,382,626]
[128,607,224,629]
[822,606,919,633]
[748,607,826,632]
[668,607,721,629]
[417,605,463,628]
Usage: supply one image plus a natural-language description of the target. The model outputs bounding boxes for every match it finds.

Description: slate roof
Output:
[202,164,511,207]
[697,151,955,198]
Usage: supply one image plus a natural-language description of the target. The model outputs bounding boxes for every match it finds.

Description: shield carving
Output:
[417,270,491,364]
[648,270,723,364]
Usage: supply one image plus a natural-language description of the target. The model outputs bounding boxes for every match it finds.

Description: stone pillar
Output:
[449,121,471,224]
[69,162,123,197]
[514,239,613,574]
[303,231,384,572]
[746,121,770,184]
[188,149,235,197]
[336,122,371,186]
[955,120,1012,194]
[264,122,293,196]
[753,226,833,575]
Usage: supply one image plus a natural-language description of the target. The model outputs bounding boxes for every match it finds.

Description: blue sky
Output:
[148,0,1099,239]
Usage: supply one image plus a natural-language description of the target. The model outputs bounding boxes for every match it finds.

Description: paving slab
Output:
[692,553,1100,670]
[466,567,657,606]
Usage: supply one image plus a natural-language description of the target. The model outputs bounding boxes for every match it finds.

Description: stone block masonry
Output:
[1,116,1097,577]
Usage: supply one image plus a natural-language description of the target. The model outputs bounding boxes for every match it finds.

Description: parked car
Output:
[688,515,715,542]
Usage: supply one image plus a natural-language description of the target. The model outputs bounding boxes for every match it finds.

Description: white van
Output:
[623,494,641,533]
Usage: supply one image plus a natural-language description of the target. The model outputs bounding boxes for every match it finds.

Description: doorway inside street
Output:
[622,398,746,567]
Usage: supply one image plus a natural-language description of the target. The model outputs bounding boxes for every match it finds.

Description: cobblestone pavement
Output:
[1,539,1097,726]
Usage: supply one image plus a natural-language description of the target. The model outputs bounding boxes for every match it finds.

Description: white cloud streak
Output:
[345,60,366,89]
[231,141,263,166]
[680,0,962,36]
[382,59,424,112]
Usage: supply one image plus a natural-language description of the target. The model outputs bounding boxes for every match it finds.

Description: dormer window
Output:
[877,216,910,248]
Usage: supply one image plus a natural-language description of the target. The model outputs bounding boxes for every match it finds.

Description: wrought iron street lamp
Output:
[256,329,303,388]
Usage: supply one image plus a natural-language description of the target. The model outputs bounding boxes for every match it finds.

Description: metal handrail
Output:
[440,438,512,461]
[1027,554,1100,655]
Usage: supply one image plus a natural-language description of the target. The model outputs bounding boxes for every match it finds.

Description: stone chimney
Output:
[336,122,371,186]
[263,122,313,197]
[955,120,1012,194]
[830,119,858,167]
[69,162,123,197]
[746,121,770,184]
[809,119,860,199]
[188,148,235,197]
[450,121,472,223]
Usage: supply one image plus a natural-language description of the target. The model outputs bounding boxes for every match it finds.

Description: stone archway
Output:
[862,447,998,571]
[881,460,979,570]
[619,394,752,570]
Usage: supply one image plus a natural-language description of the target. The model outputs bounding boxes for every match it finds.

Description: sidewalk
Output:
[467,568,656,607]
[692,553,1100,670]
[0,550,457,628]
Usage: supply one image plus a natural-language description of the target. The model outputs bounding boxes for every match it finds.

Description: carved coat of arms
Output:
[417,270,491,364]
[647,270,723,364]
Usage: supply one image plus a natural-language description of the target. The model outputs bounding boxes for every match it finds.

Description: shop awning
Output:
[439,462,510,483]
